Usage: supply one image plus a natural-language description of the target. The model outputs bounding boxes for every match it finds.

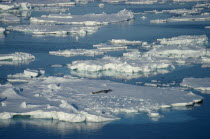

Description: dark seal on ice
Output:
[92,89,112,94]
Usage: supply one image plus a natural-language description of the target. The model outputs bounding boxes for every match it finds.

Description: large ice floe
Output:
[68,55,174,73]
[151,13,210,23]
[0,75,203,122]
[30,9,134,26]
[14,0,75,7]
[7,24,100,37]
[181,77,210,92]
[0,52,35,66]
[0,3,31,11]
[68,35,209,79]
[7,69,45,83]
[49,49,105,57]
[93,43,128,51]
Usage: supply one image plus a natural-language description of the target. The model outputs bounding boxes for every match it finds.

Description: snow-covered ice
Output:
[0,76,203,122]
[0,27,5,33]
[110,39,142,45]
[49,49,105,57]
[0,52,35,61]
[93,43,128,51]
[30,9,134,26]
[157,35,208,46]
[68,55,174,73]
[0,15,20,23]
[151,13,210,23]
[14,0,75,7]
[181,77,210,91]
[7,24,100,37]
[7,69,45,82]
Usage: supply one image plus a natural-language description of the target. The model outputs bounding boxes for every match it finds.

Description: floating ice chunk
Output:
[15,0,75,7]
[49,49,105,57]
[157,35,208,46]
[0,15,20,23]
[102,0,127,3]
[151,13,210,23]
[32,7,69,12]
[159,8,201,15]
[125,0,157,5]
[0,76,203,122]
[181,77,210,91]
[0,27,5,34]
[7,69,45,82]
[68,55,174,73]
[98,3,105,8]
[7,24,99,37]
[0,4,14,11]
[24,69,39,77]
[0,52,35,61]
[0,3,31,11]
[30,9,134,26]
[93,43,127,51]
[110,39,142,45]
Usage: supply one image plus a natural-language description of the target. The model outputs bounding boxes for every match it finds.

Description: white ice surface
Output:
[49,49,105,57]
[151,13,210,23]
[0,76,203,122]
[0,52,35,61]
[7,24,99,37]
[15,0,75,7]
[30,9,134,26]
[93,43,128,51]
[181,77,210,91]
[0,27,5,33]
[7,69,45,82]
[0,14,20,23]
[110,39,142,45]
[68,55,174,73]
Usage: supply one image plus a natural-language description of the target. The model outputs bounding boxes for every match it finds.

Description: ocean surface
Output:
[1,0,210,138]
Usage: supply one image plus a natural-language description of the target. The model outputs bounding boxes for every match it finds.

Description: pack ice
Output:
[30,9,134,26]
[0,76,203,122]
[14,0,75,7]
[151,13,210,23]
[7,24,100,37]
[68,35,208,74]
[49,49,105,57]
[181,77,210,92]
[0,52,35,66]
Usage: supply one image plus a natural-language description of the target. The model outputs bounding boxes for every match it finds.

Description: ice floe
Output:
[30,9,134,26]
[93,43,128,51]
[14,0,75,7]
[68,55,174,73]
[125,0,158,5]
[181,77,210,92]
[151,13,210,23]
[110,39,142,45]
[7,69,45,82]
[0,76,203,122]
[0,27,5,33]
[0,14,20,23]
[0,3,31,11]
[0,52,35,66]
[7,24,100,37]
[49,49,105,57]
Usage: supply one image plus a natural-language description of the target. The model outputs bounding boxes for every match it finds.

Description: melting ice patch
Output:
[181,77,210,92]
[0,76,203,122]
[68,55,174,73]
[0,52,35,66]
[49,49,105,57]
[7,24,100,37]
[151,13,210,23]
[30,9,134,26]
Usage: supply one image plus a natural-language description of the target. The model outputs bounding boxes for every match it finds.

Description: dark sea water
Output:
[1,0,210,138]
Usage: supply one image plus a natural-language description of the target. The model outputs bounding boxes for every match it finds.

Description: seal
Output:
[92,89,112,94]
